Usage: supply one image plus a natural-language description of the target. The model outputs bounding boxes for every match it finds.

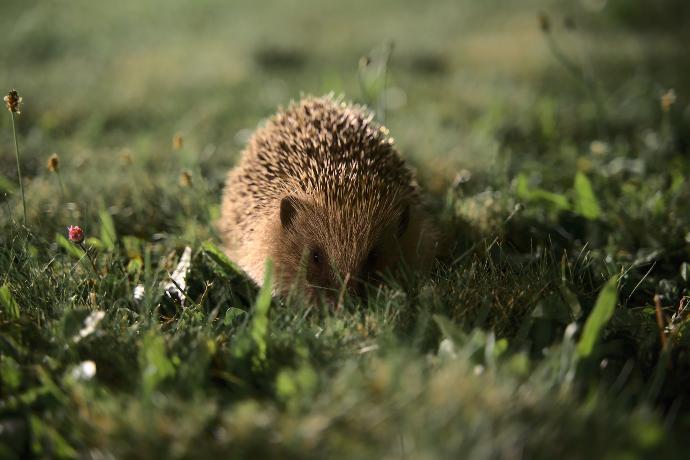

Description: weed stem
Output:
[9,113,27,226]
[79,242,101,278]
[544,33,607,134]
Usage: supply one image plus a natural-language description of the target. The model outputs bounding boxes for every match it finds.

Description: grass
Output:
[1,0,690,458]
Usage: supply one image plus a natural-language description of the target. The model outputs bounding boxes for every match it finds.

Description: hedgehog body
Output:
[219,95,436,300]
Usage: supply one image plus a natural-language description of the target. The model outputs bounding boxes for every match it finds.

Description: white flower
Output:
[165,246,192,306]
[133,284,146,304]
[438,338,458,360]
[73,311,105,342]
[71,360,96,381]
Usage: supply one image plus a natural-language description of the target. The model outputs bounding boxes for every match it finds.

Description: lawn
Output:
[1,0,690,458]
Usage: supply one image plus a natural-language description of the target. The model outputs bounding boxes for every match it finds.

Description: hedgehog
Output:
[219,95,436,302]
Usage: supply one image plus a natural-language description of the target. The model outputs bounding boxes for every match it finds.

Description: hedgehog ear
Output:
[280,196,300,231]
[397,204,411,238]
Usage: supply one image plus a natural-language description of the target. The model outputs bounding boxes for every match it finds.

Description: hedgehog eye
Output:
[311,248,323,266]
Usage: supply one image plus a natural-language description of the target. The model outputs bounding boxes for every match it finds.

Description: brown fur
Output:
[219,95,436,301]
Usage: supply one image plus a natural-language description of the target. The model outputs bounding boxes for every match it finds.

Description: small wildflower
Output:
[133,284,146,304]
[4,89,22,114]
[68,225,101,277]
[179,170,192,187]
[661,89,676,113]
[68,225,85,244]
[47,153,60,172]
[6,89,26,224]
[165,246,192,306]
[70,360,97,381]
[74,311,105,342]
[538,13,551,33]
[589,140,609,156]
[438,338,458,360]
[172,133,184,150]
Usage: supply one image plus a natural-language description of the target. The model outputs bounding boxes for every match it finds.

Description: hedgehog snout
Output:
[337,268,371,298]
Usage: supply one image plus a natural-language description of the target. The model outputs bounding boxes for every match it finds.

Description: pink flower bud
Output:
[68,225,85,244]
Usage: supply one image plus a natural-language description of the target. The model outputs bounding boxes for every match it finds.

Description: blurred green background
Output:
[2,0,687,201]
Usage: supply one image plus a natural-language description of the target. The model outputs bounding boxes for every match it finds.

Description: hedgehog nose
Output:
[343,272,367,298]
[333,272,363,307]
[341,272,359,295]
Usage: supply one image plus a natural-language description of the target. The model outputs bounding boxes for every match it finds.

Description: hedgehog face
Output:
[271,195,411,302]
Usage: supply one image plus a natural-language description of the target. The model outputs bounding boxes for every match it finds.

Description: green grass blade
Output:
[139,331,176,395]
[56,233,85,259]
[99,208,117,250]
[0,283,20,320]
[251,260,274,367]
[577,276,619,358]
[516,173,570,211]
[202,240,243,275]
[0,174,15,194]
[573,172,602,220]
